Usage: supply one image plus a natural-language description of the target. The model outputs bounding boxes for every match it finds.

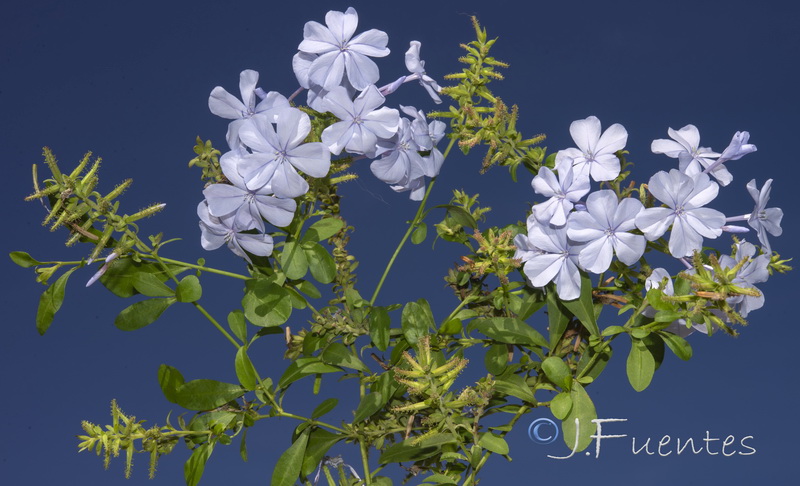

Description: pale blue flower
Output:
[720,240,770,318]
[531,163,590,226]
[371,118,424,184]
[298,7,389,91]
[404,41,441,103]
[635,170,725,258]
[321,85,399,157]
[746,178,782,253]
[198,200,273,263]
[521,223,585,300]
[651,125,731,186]
[203,150,297,232]
[208,69,289,148]
[555,116,628,182]
[567,190,645,273]
[238,107,331,197]
[703,131,757,176]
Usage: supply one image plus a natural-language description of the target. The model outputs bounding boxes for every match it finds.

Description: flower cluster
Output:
[200,6,445,260]
[515,116,783,327]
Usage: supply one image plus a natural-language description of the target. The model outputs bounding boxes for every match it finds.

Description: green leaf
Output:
[100,259,186,298]
[542,356,572,390]
[546,289,571,350]
[654,310,684,323]
[174,379,245,411]
[484,343,509,375]
[601,325,626,337]
[321,342,370,372]
[626,338,656,392]
[114,297,175,331]
[280,240,309,280]
[509,288,545,320]
[401,301,432,346]
[411,222,427,244]
[35,266,78,335]
[235,347,259,390]
[561,272,599,336]
[272,428,310,486]
[311,398,339,419]
[373,477,394,486]
[468,317,548,348]
[131,272,175,297]
[10,251,42,268]
[379,442,440,464]
[302,218,344,243]
[278,358,341,389]
[550,392,573,420]
[369,306,390,351]
[436,205,477,229]
[303,242,336,284]
[576,345,612,381]
[438,318,462,335]
[295,279,321,299]
[494,373,535,402]
[227,310,246,342]
[300,428,343,477]
[176,275,202,303]
[659,331,693,361]
[353,391,385,423]
[184,442,214,486]
[561,383,597,452]
[674,276,692,295]
[241,279,292,327]
[478,432,509,455]
[157,364,185,403]
[646,287,675,311]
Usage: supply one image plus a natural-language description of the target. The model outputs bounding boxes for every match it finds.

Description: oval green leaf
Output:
[242,279,292,327]
[10,251,41,268]
[35,266,78,335]
[114,297,175,331]
[131,272,175,297]
[235,347,259,390]
[176,275,202,302]
[173,378,245,411]
[303,242,336,284]
[271,428,310,486]
[369,306,390,351]
[321,342,370,372]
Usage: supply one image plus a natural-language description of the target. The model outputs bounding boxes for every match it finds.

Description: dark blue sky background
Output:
[3,0,799,484]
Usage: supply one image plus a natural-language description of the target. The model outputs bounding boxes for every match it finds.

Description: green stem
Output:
[192,302,240,348]
[158,257,249,280]
[266,411,346,434]
[148,251,241,348]
[359,439,372,485]
[369,137,458,306]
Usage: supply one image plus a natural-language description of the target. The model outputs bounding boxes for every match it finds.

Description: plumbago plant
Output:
[11,8,792,486]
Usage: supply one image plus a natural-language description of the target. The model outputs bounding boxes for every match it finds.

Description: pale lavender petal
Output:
[613,232,645,265]
[209,87,246,120]
[595,123,628,155]
[525,254,564,288]
[344,53,380,90]
[349,29,390,57]
[579,236,614,274]
[569,116,602,153]
[287,142,331,178]
[636,207,675,240]
[299,21,338,53]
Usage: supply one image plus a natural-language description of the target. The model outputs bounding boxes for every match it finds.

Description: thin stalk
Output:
[158,257,249,280]
[369,137,458,306]
[359,440,372,485]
